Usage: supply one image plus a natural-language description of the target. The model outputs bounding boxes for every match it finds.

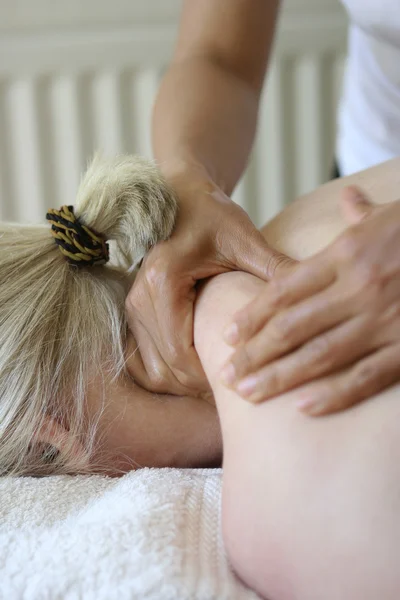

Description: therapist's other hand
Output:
[222,186,400,415]
[125,164,293,397]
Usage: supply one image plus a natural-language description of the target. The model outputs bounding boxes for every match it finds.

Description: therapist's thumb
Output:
[231,228,296,281]
[340,186,375,224]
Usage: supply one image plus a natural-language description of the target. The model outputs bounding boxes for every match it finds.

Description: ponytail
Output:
[0,155,177,475]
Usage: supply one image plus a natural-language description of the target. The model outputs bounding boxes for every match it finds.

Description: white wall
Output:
[0,0,348,225]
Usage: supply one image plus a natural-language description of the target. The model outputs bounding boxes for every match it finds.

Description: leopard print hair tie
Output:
[46,205,109,267]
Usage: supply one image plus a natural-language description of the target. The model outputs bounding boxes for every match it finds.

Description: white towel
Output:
[0,468,261,600]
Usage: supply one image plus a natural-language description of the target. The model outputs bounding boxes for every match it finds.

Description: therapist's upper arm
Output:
[174,0,280,92]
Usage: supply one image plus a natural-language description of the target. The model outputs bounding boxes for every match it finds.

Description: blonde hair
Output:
[0,155,177,476]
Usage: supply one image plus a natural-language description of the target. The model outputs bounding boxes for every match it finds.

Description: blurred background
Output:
[0,0,347,227]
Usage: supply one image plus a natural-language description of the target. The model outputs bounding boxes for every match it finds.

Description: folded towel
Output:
[0,468,261,600]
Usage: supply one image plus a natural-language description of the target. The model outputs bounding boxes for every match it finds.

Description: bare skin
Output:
[82,158,400,597]
[196,271,400,600]
[86,339,221,474]
[126,0,400,427]
[225,161,400,415]
[125,0,289,398]
[193,158,400,600]
[90,159,399,459]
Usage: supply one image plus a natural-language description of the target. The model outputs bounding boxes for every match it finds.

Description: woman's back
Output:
[194,157,400,599]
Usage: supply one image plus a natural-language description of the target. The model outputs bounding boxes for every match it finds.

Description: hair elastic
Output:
[46,205,109,267]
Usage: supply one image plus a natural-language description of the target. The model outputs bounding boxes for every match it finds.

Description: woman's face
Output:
[86,333,222,475]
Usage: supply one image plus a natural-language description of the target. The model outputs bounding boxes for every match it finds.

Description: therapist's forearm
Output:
[152,57,261,196]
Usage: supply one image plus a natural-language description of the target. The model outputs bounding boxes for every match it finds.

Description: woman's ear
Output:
[34,416,87,464]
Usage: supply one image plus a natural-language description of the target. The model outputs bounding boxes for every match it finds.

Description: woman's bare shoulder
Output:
[261,158,400,261]
[194,272,265,382]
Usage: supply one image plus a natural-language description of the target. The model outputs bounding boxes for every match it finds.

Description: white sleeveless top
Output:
[337,0,400,175]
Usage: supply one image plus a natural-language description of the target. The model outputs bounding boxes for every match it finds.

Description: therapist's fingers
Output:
[295,342,400,416]
[125,326,185,395]
[125,185,291,396]
[224,187,374,348]
[340,186,376,224]
[230,230,295,281]
[210,188,296,282]
[232,314,372,403]
[150,262,210,390]
[224,258,336,346]
[126,256,209,395]
[223,281,354,383]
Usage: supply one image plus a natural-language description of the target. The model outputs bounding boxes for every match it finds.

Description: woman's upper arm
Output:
[194,271,271,450]
[194,271,265,386]
[194,271,400,600]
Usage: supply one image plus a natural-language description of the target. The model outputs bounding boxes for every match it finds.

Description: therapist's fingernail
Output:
[224,323,239,345]
[296,397,313,411]
[296,397,321,415]
[237,376,258,398]
[221,363,236,385]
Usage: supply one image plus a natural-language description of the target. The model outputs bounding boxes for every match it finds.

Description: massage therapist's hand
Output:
[222,186,400,415]
[126,164,293,397]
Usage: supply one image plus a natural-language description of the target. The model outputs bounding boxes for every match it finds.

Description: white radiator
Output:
[0,0,347,226]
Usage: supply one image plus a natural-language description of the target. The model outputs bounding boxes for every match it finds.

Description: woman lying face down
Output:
[2,153,399,480]
[3,153,400,597]
[91,156,400,599]
[0,155,221,476]
[193,159,400,600]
